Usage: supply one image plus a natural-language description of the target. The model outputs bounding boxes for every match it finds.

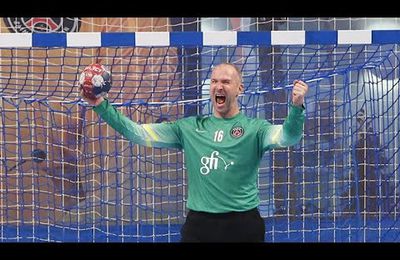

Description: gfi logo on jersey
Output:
[200,151,234,175]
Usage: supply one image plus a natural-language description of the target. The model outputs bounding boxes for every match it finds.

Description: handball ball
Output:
[79,63,111,100]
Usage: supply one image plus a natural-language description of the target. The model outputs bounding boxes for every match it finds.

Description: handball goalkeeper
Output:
[80,62,308,242]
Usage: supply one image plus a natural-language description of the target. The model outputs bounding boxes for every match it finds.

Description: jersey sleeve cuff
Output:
[93,98,109,115]
[289,103,306,113]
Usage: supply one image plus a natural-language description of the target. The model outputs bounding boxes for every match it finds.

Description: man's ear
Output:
[237,84,244,96]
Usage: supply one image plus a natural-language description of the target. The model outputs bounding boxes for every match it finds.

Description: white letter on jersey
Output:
[200,151,219,175]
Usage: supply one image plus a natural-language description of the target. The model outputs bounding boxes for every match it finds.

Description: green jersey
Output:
[93,99,305,213]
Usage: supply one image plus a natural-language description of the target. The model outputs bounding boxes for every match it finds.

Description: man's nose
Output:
[215,83,223,90]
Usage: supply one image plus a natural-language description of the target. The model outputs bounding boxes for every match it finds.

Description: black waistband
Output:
[187,207,258,218]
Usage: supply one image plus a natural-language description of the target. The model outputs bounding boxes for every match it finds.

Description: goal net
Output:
[0,30,399,242]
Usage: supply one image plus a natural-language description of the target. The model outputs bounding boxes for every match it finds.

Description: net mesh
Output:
[0,38,400,241]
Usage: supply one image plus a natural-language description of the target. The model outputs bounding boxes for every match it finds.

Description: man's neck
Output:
[213,109,240,119]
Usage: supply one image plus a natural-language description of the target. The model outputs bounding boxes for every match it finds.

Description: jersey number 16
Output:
[214,130,224,142]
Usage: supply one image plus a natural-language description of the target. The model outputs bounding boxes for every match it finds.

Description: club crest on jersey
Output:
[230,126,244,138]
[3,17,81,33]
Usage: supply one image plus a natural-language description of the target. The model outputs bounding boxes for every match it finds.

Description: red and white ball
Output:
[79,63,111,100]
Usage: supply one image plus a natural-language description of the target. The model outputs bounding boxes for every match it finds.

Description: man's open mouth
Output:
[215,94,226,104]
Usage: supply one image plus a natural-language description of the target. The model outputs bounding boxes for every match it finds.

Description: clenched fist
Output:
[292,80,308,107]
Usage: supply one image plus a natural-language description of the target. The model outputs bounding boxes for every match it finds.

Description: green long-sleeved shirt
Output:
[94,99,305,213]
